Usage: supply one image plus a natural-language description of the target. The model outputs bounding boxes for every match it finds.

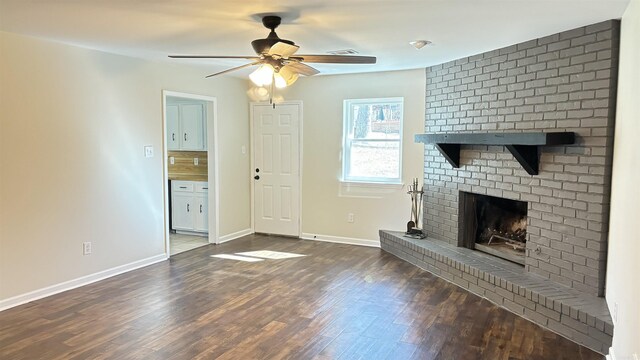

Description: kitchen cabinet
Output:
[171,180,208,233]
[194,184,209,232]
[166,103,206,151]
[166,105,181,150]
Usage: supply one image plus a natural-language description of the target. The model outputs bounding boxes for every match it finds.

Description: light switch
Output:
[241,145,247,154]
[194,157,199,166]
[144,145,154,158]
[169,156,175,165]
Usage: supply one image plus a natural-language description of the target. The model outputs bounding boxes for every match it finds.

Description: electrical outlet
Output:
[347,213,355,223]
[194,157,199,165]
[83,242,92,255]
[169,156,175,165]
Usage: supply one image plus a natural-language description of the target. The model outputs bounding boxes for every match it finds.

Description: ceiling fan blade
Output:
[290,55,376,64]
[205,62,262,78]
[268,42,300,58]
[169,55,261,60]
[286,62,320,76]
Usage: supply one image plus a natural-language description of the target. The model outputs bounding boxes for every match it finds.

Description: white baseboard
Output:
[606,347,615,360]
[605,348,638,360]
[0,254,167,312]
[218,228,253,244]
[175,230,207,237]
[300,233,380,248]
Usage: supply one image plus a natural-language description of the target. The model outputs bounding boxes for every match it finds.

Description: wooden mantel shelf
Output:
[414,132,576,175]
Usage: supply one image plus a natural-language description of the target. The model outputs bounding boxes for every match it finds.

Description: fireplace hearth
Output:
[459,192,527,265]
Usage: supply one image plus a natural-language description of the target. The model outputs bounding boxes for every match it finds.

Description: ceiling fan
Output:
[169,15,376,88]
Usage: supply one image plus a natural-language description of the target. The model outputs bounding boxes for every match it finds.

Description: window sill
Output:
[339,180,404,189]
[338,180,405,198]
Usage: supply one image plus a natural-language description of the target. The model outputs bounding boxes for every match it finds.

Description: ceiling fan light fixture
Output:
[274,73,287,88]
[278,66,299,86]
[249,64,274,86]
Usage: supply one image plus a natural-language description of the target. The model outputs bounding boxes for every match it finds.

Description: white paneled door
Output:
[252,103,301,237]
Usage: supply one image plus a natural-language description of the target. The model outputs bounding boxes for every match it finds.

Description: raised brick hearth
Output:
[380,231,613,353]
[379,20,619,354]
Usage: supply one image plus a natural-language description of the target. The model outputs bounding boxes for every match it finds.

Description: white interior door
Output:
[252,103,301,237]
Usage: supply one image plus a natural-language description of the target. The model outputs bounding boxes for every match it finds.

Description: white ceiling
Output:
[0,0,630,77]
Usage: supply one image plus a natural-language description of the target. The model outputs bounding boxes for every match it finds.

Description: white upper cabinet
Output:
[166,102,206,151]
[180,104,205,150]
[166,104,180,150]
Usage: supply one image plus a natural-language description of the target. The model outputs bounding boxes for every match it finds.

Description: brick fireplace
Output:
[380,20,619,353]
[422,20,618,297]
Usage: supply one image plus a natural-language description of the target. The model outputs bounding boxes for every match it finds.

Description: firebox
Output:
[458,192,528,265]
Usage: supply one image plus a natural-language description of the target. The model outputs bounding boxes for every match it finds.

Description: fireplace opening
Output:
[458,192,528,265]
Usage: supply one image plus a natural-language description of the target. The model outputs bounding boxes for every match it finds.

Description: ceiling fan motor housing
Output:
[251,15,295,55]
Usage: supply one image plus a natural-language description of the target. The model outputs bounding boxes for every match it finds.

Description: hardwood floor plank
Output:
[0,234,603,359]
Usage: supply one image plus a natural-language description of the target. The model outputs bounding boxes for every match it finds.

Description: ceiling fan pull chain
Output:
[270,73,276,108]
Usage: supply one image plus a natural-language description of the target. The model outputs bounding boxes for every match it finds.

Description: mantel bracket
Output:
[434,144,461,168]
[505,145,540,175]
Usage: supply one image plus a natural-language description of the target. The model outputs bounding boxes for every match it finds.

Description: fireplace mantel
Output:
[414,132,576,175]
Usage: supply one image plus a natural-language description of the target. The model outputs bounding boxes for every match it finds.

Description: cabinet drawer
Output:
[194,182,209,193]
[172,181,194,193]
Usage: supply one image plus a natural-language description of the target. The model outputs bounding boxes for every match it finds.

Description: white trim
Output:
[605,347,615,360]
[339,180,404,188]
[206,98,221,244]
[0,254,166,312]
[174,230,208,237]
[162,91,220,253]
[342,97,404,184]
[218,228,254,244]
[300,233,380,248]
[250,101,304,238]
[249,104,255,234]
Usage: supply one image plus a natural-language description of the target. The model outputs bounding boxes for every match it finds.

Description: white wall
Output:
[0,32,251,302]
[605,0,640,358]
[281,69,426,242]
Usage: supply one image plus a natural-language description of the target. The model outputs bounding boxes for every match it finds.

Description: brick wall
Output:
[422,20,620,296]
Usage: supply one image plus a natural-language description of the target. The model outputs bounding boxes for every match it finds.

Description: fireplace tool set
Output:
[405,178,426,239]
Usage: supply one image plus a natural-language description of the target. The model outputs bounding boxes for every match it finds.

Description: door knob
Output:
[254,175,260,180]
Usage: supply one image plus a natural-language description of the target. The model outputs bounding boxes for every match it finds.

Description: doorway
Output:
[250,102,302,237]
[163,91,219,256]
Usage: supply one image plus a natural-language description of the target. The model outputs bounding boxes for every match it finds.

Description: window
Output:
[342,98,403,184]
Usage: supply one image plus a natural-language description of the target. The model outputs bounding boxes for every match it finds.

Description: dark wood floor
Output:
[0,235,602,359]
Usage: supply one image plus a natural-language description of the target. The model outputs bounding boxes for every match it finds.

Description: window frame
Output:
[342,97,404,184]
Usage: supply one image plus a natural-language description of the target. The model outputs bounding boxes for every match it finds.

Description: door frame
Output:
[249,101,303,237]
[162,90,220,257]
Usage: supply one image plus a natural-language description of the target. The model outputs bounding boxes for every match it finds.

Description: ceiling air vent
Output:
[327,49,359,55]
